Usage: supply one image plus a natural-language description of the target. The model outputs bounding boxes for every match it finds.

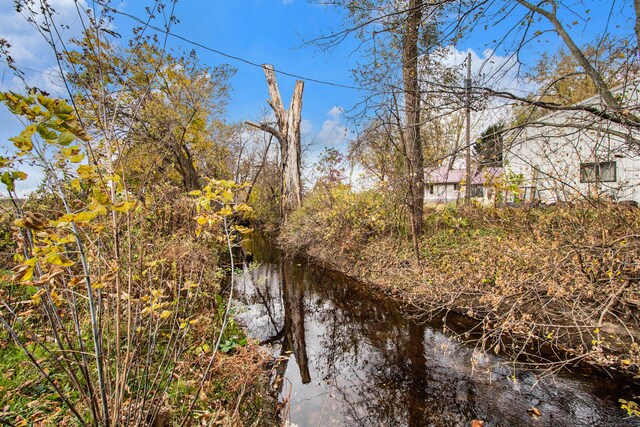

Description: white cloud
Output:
[435,46,542,140]
[0,0,87,72]
[317,106,352,147]
[439,46,534,96]
[300,118,314,135]
[0,0,91,195]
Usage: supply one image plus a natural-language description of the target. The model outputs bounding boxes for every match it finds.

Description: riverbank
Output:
[278,186,640,379]
[238,231,640,426]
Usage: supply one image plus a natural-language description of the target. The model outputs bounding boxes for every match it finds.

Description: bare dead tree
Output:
[247,64,304,223]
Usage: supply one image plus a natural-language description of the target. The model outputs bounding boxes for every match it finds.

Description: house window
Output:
[428,184,434,195]
[470,185,484,198]
[453,183,460,191]
[522,186,537,201]
[580,161,616,183]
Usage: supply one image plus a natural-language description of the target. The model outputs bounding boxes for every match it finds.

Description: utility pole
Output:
[465,52,472,204]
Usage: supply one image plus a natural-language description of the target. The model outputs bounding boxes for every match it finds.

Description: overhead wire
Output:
[98,2,366,91]
[99,4,526,101]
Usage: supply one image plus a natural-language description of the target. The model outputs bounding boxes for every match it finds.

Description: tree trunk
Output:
[174,144,200,191]
[635,0,640,49]
[403,0,424,253]
[282,81,304,221]
[246,64,304,224]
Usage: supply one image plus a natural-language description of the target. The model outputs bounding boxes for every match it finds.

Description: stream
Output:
[234,233,639,426]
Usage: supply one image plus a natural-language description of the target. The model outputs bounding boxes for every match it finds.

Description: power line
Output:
[101,4,365,91]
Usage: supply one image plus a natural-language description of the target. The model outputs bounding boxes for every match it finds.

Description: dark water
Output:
[234,233,639,427]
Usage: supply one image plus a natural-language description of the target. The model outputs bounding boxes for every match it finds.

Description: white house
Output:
[425,166,502,205]
[504,82,640,203]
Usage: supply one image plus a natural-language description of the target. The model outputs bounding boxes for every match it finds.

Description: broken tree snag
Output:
[263,64,287,136]
[283,80,304,219]
[245,64,304,223]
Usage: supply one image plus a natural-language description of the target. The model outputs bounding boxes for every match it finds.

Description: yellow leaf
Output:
[9,125,35,153]
[68,277,84,288]
[236,203,253,213]
[221,189,234,203]
[11,264,34,283]
[73,211,98,222]
[90,202,108,216]
[112,201,135,213]
[93,190,110,205]
[46,253,74,267]
[12,171,27,180]
[61,146,80,157]
[218,206,233,216]
[70,153,85,163]
[31,289,45,306]
[235,225,253,235]
[160,310,172,319]
[77,164,96,179]
[50,289,62,306]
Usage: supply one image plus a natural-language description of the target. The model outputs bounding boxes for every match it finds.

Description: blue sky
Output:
[0,0,636,193]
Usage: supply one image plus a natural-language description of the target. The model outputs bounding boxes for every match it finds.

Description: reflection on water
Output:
[234,234,639,427]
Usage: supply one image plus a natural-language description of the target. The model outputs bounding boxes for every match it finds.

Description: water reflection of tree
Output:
[289,264,630,427]
[279,258,311,384]
[238,236,638,427]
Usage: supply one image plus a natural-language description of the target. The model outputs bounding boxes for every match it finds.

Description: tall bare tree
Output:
[247,65,304,223]
[311,1,455,257]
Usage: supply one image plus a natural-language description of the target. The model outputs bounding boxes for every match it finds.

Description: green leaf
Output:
[58,131,75,146]
[36,124,58,141]
[1,172,15,191]
[54,102,74,116]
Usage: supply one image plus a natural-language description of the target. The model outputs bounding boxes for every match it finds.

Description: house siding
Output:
[504,83,640,203]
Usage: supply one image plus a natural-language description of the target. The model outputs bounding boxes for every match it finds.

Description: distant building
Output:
[425,166,503,205]
[504,82,640,203]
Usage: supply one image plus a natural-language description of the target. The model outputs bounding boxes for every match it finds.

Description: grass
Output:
[0,331,72,426]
